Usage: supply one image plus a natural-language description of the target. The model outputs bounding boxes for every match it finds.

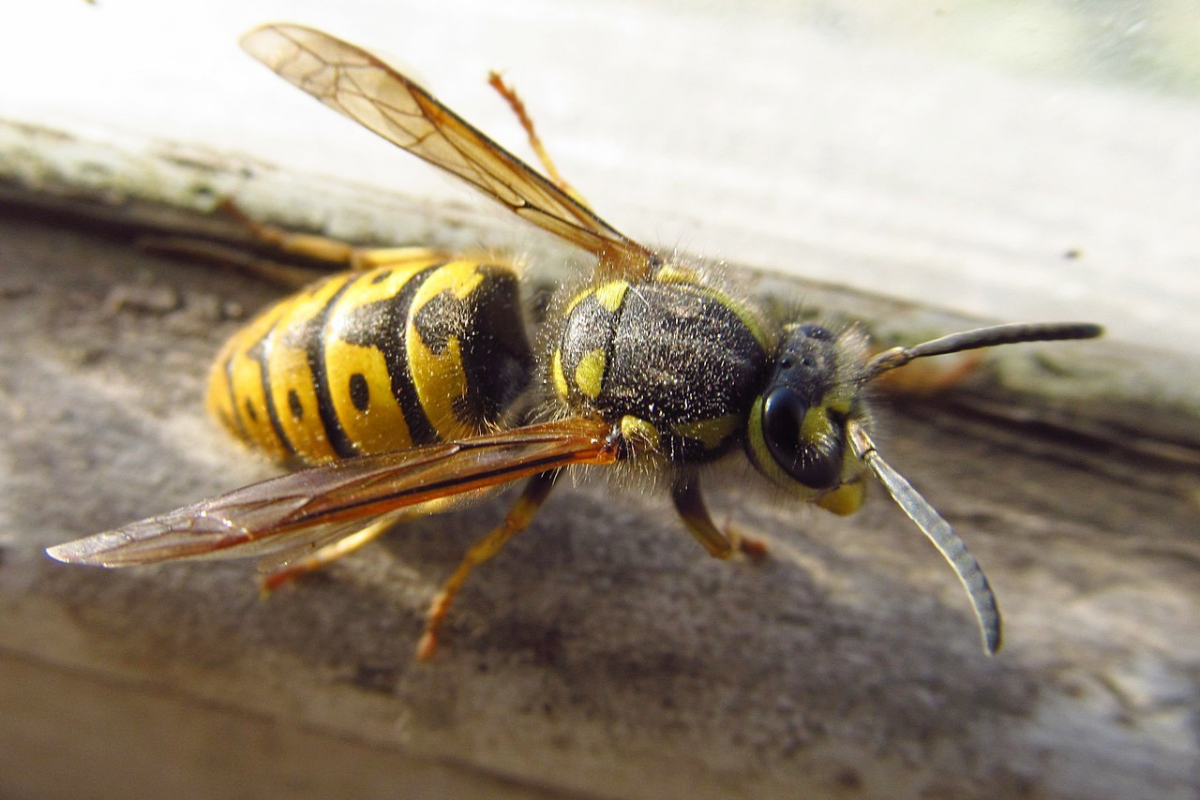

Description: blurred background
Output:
[2,0,1197,352]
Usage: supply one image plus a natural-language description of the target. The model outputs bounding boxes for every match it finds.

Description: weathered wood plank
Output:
[1,179,1197,800]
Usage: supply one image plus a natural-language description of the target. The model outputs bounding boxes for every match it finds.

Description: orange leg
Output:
[259,519,397,594]
[487,71,591,209]
[139,199,451,287]
[417,471,559,661]
[671,473,768,561]
[217,201,452,271]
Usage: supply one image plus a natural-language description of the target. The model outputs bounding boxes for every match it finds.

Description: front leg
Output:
[671,472,768,560]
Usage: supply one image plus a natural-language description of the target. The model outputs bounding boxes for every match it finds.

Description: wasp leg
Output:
[259,518,397,594]
[141,199,453,287]
[137,234,328,289]
[417,470,560,661]
[671,473,768,560]
[487,71,591,210]
[224,201,455,272]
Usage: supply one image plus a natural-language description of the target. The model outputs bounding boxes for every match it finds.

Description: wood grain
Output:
[0,174,1197,800]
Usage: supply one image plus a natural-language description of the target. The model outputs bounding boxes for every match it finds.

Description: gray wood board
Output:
[0,183,1198,800]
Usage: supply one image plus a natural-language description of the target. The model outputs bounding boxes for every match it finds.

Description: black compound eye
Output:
[761,387,843,490]
[762,387,804,471]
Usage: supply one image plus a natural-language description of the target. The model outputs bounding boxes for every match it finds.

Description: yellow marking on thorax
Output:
[592,280,629,312]
[673,413,742,451]
[620,415,661,454]
[408,261,484,440]
[652,265,768,349]
[551,349,569,401]
[574,349,607,400]
[563,279,628,318]
[651,264,700,284]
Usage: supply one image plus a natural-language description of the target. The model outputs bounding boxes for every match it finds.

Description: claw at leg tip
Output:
[415,632,438,662]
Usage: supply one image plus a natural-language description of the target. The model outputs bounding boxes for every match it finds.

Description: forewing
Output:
[241,23,657,278]
[46,418,617,568]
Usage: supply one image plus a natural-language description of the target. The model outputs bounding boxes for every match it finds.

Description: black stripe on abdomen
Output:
[338,265,441,446]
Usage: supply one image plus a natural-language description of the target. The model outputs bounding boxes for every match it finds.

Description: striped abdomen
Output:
[207,258,533,463]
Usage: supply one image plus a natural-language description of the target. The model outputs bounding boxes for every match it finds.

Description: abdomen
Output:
[207,258,533,463]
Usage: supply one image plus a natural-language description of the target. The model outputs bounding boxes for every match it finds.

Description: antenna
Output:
[862,321,1102,383]
[847,421,1002,654]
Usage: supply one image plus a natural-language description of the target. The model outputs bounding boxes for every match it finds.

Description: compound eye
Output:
[761,387,843,490]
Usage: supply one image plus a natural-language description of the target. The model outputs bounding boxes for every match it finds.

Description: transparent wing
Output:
[46,418,617,568]
[241,23,658,279]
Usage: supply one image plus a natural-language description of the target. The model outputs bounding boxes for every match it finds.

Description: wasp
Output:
[47,24,1102,660]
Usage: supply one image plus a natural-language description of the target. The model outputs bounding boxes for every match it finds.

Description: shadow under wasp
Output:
[47,23,1102,660]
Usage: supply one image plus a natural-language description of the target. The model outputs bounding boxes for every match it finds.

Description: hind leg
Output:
[259,518,397,594]
[418,471,559,661]
[140,200,452,287]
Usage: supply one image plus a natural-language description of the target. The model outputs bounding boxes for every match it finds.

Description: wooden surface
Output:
[0,182,1197,800]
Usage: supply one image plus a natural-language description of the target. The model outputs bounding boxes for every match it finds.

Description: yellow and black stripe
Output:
[208,258,533,463]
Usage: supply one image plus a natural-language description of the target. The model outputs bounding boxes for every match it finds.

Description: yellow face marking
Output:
[409,261,485,440]
[673,414,742,451]
[747,397,822,499]
[551,348,569,401]
[653,264,700,284]
[815,480,865,517]
[592,280,629,313]
[823,388,855,417]
[800,406,834,444]
[574,348,607,400]
[620,415,661,454]
[746,397,787,486]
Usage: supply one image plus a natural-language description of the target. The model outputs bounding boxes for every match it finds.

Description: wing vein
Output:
[240,23,657,279]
